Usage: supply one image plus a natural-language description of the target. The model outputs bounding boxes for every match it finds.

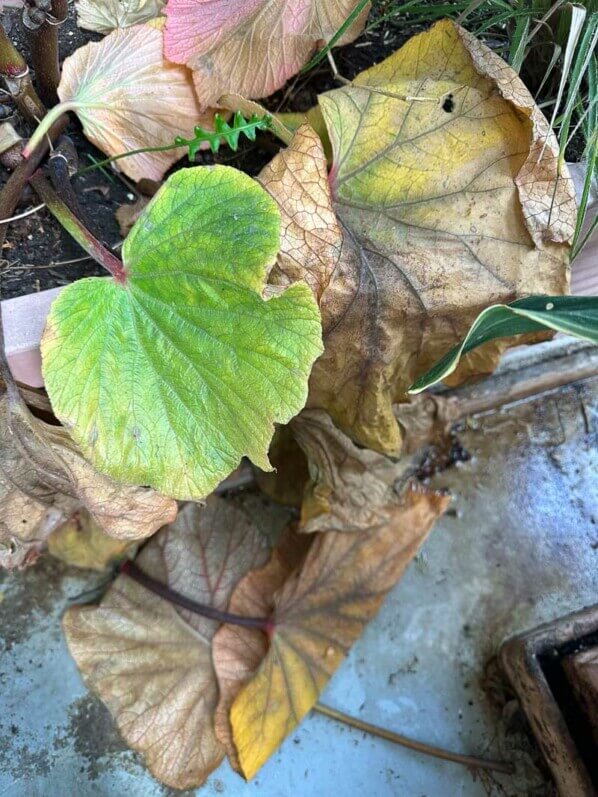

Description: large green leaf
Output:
[409,296,598,393]
[42,166,323,500]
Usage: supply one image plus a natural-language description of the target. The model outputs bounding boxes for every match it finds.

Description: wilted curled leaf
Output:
[76,0,165,33]
[215,484,449,780]
[55,24,207,181]
[282,19,573,455]
[291,409,415,533]
[48,509,136,571]
[0,381,176,571]
[164,0,371,105]
[42,167,323,501]
[63,498,270,789]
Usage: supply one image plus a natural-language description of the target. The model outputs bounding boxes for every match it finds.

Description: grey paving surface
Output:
[1,374,596,796]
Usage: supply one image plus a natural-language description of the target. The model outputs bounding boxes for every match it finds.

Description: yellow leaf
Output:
[48,509,135,571]
[212,526,311,772]
[272,20,573,455]
[214,484,449,779]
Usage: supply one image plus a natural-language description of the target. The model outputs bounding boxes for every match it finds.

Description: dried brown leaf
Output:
[258,125,342,301]
[63,497,270,789]
[0,387,176,570]
[291,409,416,533]
[213,484,449,779]
[269,21,572,456]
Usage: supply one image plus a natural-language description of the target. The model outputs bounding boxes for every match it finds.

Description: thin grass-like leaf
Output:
[535,42,563,99]
[559,11,598,159]
[301,0,371,73]
[543,3,588,158]
[456,0,488,25]
[572,129,597,257]
[509,14,531,72]
[527,0,567,43]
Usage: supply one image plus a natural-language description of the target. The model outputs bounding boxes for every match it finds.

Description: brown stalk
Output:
[0,111,69,252]
[313,703,514,776]
[121,560,273,632]
[29,171,127,283]
[0,22,45,123]
[25,0,68,106]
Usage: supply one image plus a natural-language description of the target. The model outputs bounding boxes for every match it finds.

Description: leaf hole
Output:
[442,94,455,113]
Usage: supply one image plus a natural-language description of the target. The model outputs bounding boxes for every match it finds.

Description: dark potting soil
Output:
[0,6,411,301]
[0,5,583,300]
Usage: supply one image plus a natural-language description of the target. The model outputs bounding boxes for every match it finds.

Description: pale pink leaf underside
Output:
[58,24,208,181]
[164,0,370,104]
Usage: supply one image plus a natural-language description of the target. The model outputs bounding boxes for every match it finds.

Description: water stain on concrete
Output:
[0,556,73,651]
[59,695,129,779]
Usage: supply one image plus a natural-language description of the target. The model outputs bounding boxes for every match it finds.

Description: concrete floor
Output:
[0,349,597,797]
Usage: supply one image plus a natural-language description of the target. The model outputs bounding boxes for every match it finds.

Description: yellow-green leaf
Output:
[42,166,323,501]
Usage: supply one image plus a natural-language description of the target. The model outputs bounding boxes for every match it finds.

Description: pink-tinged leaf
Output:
[63,497,271,789]
[164,0,371,105]
[58,24,209,181]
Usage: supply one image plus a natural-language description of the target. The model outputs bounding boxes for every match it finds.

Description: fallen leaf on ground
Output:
[164,0,371,105]
[215,483,448,779]
[63,497,270,789]
[42,167,323,501]
[57,24,208,181]
[291,409,416,532]
[115,196,150,237]
[212,525,311,770]
[48,509,136,571]
[0,383,177,571]
[76,0,165,33]
[295,19,573,455]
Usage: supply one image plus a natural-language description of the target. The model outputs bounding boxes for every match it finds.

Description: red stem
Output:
[121,560,273,632]
[29,170,127,283]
